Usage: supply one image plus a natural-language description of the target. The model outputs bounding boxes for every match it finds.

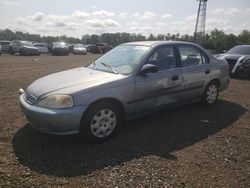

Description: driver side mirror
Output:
[139,64,158,75]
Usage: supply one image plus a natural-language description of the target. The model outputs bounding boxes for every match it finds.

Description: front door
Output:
[134,45,182,112]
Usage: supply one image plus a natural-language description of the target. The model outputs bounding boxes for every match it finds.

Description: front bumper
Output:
[19,94,87,135]
[52,48,68,55]
[73,50,87,54]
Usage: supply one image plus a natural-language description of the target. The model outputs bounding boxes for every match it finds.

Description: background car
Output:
[68,44,74,53]
[0,44,2,55]
[19,42,40,56]
[9,40,40,56]
[33,43,49,54]
[0,40,10,53]
[96,43,112,54]
[51,42,69,56]
[73,44,87,55]
[85,44,100,54]
[8,40,22,54]
[218,45,250,77]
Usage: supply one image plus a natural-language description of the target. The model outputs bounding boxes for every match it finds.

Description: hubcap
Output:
[90,109,116,138]
[206,84,218,104]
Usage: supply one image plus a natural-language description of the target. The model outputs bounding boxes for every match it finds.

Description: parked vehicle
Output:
[0,44,2,55]
[33,43,49,54]
[9,40,40,56]
[217,45,250,77]
[96,43,112,54]
[85,44,100,54]
[47,43,53,53]
[73,44,87,55]
[51,42,69,56]
[0,40,10,53]
[19,41,229,142]
[68,44,74,53]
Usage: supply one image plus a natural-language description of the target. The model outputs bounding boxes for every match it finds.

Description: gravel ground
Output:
[0,54,249,187]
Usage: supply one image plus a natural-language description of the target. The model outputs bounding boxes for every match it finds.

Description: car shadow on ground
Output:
[12,99,247,177]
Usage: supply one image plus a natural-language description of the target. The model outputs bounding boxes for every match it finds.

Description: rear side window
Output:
[147,46,177,71]
[178,45,208,67]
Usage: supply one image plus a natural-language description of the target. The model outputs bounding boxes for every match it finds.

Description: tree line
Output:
[0,29,250,53]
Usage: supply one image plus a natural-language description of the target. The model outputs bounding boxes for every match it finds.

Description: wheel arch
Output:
[81,97,125,122]
[209,78,221,89]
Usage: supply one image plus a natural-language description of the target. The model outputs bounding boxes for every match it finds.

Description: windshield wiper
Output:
[101,62,118,74]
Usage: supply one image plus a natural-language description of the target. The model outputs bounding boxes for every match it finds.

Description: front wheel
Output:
[201,81,219,106]
[80,102,122,142]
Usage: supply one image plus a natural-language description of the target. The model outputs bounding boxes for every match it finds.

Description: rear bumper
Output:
[19,94,87,135]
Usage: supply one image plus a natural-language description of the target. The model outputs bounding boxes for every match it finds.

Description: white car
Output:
[33,43,49,54]
[73,44,87,55]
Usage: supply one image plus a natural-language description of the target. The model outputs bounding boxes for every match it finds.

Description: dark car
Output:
[96,43,113,54]
[9,40,40,56]
[0,40,11,53]
[85,44,100,54]
[52,42,69,56]
[218,45,250,77]
[68,44,74,53]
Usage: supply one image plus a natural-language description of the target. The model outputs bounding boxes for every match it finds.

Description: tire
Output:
[9,48,14,55]
[19,49,23,56]
[201,81,219,106]
[80,101,123,142]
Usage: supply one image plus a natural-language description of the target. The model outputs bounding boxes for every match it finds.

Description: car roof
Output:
[234,45,250,47]
[122,41,197,47]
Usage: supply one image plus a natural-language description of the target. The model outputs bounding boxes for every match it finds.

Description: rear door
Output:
[134,45,182,112]
[176,44,211,100]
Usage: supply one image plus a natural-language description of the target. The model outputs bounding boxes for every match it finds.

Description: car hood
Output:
[27,67,124,97]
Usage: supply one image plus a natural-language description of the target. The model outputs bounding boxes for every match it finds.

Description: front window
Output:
[227,46,250,55]
[74,44,84,48]
[89,45,151,75]
[146,46,177,71]
[53,42,66,47]
[21,41,33,47]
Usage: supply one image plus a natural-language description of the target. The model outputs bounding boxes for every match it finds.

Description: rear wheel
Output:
[80,101,122,142]
[201,81,219,106]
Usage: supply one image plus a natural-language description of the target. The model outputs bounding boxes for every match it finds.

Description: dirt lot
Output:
[0,54,249,187]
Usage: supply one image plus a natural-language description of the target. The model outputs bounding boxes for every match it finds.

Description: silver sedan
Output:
[19,41,229,142]
[73,44,87,55]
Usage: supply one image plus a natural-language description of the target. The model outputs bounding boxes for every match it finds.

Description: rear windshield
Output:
[227,46,250,55]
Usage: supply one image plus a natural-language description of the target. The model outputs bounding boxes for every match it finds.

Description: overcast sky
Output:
[0,0,249,38]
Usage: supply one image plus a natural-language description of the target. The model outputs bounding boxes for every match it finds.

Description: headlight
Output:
[38,95,74,109]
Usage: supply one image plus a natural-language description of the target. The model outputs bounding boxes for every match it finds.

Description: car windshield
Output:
[53,42,66,47]
[88,45,151,75]
[74,44,84,48]
[227,46,250,55]
[21,41,33,47]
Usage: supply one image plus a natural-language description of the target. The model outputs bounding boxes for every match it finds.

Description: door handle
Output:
[171,75,179,81]
[205,70,210,74]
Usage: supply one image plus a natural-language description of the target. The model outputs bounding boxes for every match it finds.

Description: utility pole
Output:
[194,0,208,40]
